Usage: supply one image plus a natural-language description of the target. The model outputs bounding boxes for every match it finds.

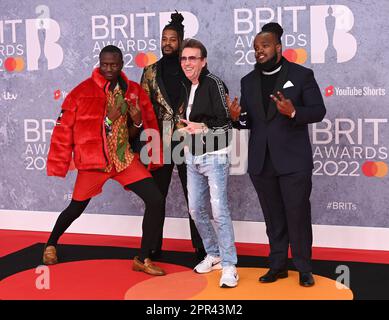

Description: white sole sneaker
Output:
[220,275,239,288]
[220,271,239,288]
[194,261,222,274]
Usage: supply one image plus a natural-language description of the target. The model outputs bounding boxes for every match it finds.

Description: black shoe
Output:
[149,249,162,260]
[299,272,315,287]
[195,247,206,261]
[259,269,288,283]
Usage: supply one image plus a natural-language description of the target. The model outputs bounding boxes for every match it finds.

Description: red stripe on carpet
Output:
[1,229,389,264]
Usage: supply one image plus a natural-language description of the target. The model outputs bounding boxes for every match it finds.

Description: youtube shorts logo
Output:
[325,85,334,97]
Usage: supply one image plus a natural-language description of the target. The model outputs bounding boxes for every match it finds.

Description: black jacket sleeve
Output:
[293,70,326,125]
[203,78,231,132]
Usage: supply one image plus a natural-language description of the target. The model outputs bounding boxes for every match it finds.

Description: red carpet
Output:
[1,229,389,300]
[1,259,189,300]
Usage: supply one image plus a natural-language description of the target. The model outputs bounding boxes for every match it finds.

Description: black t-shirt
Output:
[261,72,279,116]
[257,58,283,115]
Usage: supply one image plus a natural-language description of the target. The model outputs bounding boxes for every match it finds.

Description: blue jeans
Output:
[186,153,237,267]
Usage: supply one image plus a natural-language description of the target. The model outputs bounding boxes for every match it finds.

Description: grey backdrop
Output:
[1,0,388,227]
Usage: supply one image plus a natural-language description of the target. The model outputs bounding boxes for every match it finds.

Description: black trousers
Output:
[47,177,164,260]
[249,150,313,273]
[151,162,204,249]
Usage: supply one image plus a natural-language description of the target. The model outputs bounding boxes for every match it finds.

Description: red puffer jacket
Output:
[47,68,162,177]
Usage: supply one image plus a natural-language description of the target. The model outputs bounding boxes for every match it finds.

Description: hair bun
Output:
[163,10,185,41]
[262,22,284,39]
[171,10,184,25]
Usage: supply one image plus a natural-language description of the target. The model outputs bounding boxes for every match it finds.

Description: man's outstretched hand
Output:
[226,94,241,121]
[126,98,142,126]
[178,119,208,135]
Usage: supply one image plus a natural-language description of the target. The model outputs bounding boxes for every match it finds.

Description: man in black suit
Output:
[229,22,326,286]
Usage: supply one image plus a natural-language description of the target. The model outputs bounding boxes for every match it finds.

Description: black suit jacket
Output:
[236,58,326,175]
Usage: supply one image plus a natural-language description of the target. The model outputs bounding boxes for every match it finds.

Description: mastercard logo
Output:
[361,161,388,178]
[283,48,307,64]
[135,52,158,68]
[4,57,25,72]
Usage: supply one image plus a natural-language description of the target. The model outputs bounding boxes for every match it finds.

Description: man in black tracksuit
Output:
[179,38,238,288]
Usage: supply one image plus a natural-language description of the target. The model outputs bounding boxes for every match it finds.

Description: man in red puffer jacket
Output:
[43,45,166,276]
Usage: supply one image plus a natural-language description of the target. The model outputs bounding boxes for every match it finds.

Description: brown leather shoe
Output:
[42,245,58,265]
[132,256,166,276]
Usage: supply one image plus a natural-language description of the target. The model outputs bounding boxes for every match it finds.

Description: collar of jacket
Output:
[92,68,129,95]
[254,56,288,76]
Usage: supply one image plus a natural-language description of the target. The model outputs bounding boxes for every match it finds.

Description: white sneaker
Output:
[194,255,222,273]
[220,265,239,288]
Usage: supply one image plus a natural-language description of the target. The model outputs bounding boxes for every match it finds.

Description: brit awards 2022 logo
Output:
[90,11,198,69]
[311,118,388,178]
[233,4,357,65]
[0,5,63,73]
